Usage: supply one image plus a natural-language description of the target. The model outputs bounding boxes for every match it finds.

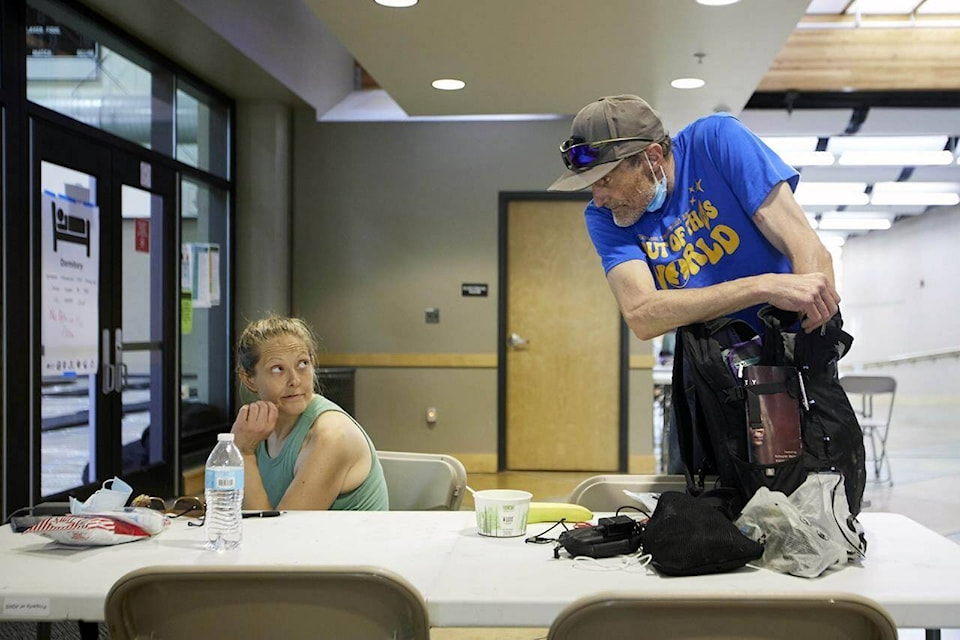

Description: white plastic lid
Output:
[217,433,235,442]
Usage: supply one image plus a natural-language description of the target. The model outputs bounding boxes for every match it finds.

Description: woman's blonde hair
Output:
[235,315,320,377]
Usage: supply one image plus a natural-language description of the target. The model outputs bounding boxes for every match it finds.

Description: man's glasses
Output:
[132,494,205,521]
[560,136,653,170]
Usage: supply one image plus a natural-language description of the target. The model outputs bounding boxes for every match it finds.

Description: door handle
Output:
[114,328,126,392]
[101,329,114,394]
[508,332,530,349]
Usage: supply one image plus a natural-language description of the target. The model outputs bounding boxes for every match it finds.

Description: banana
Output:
[527,502,593,524]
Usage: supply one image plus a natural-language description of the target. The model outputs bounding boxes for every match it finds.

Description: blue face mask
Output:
[644,154,668,213]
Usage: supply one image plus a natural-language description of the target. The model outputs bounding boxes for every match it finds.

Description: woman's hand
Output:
[231,401,278,455]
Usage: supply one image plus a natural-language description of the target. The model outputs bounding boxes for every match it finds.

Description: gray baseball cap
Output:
[548,95,667,192]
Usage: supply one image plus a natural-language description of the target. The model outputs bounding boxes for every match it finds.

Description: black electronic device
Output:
[556,515,643,559]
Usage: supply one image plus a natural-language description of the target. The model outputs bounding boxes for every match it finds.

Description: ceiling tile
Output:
[859,108,960,135]
[909,165,960,182]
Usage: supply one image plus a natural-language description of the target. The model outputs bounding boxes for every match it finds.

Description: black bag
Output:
[642,491,763,576]
[672,307,866,517]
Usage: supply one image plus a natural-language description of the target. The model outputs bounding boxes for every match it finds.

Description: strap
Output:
[671,328,699,494]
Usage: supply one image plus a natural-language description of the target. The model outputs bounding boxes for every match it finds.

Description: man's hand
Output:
[231,401,278,455]
[764,272,840,333]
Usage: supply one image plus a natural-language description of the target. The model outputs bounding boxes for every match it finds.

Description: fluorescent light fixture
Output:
[818,217,893,231]
[375,0,418,6]
[870,181,960,206]
[696,0,741,4]
[780,151,836,167]
[761,136,818,153]
[761,137,833,166]
[870,192,960,206]
[827,135,948,153]
[795,182,869,206]
[670,77,705,89]
[839,150,954,166]
[431,78,465,91]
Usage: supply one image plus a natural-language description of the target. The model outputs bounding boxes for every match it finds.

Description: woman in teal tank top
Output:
[228,316,388,511]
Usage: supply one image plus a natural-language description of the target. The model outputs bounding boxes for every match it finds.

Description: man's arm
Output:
[607,182,839,340]
[753,181,840,332]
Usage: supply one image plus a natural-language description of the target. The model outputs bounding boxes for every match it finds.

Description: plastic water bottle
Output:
[204,432,244,551]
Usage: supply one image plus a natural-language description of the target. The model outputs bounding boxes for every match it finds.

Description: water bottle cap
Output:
[218,433,235,442]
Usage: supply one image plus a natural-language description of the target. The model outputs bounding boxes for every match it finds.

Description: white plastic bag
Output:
[735,487,847,578]
[789,473,867,561]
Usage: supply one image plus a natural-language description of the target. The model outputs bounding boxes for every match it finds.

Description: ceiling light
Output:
[696,0,741,5]
[431,78,465,91]
[827,135,948,153]
[779,151,835,167]
[870,181,960,206]
[817,218,893,231]
[794,182,869,206]
[870,192,960,206]
[671,77,705,89]
[761,136,819,153]
[374,0,418,7]
[839,150,954,166]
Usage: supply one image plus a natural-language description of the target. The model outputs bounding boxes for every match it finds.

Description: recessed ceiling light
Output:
[431,78,465,91]
[374,0,418,7]
[696,0,741,5]
[670,77,705,90]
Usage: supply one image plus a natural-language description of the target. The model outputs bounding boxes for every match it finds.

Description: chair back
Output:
[840,375,897,397]
[378,450,467,510]
[567,474,690,511]
[106,565,429,640]
[547,592,898,640]
[840,374,897,483]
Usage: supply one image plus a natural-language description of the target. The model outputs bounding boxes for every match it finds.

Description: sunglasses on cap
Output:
[560,135,654,171]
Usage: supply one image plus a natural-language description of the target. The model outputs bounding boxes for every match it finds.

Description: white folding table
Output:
[1,510,957,634]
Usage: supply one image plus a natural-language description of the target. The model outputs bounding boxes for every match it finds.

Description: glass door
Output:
[33,118,176,502]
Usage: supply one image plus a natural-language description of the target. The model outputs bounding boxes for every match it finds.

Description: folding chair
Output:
[547,592,898,640]
[840,375,897,485]
[566,474,690,512]
[105,565,429,640]
[378,450,468,510]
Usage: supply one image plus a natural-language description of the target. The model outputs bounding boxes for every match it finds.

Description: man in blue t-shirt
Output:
[548,95,839,338]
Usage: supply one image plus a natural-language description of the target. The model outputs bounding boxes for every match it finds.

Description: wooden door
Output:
[505,199,622,470]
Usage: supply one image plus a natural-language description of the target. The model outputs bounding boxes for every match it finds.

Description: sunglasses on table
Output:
[132,494,205,521]
[560,135,653,170]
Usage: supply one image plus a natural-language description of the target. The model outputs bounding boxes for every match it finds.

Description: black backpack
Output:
[671,307,866,517]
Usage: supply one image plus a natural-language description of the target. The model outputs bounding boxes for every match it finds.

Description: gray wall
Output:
[235,101,293,327]
[289,113,657,470]
[841,206,960,402]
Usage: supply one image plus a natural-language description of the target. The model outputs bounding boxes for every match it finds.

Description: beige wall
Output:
[287,112,656,472]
